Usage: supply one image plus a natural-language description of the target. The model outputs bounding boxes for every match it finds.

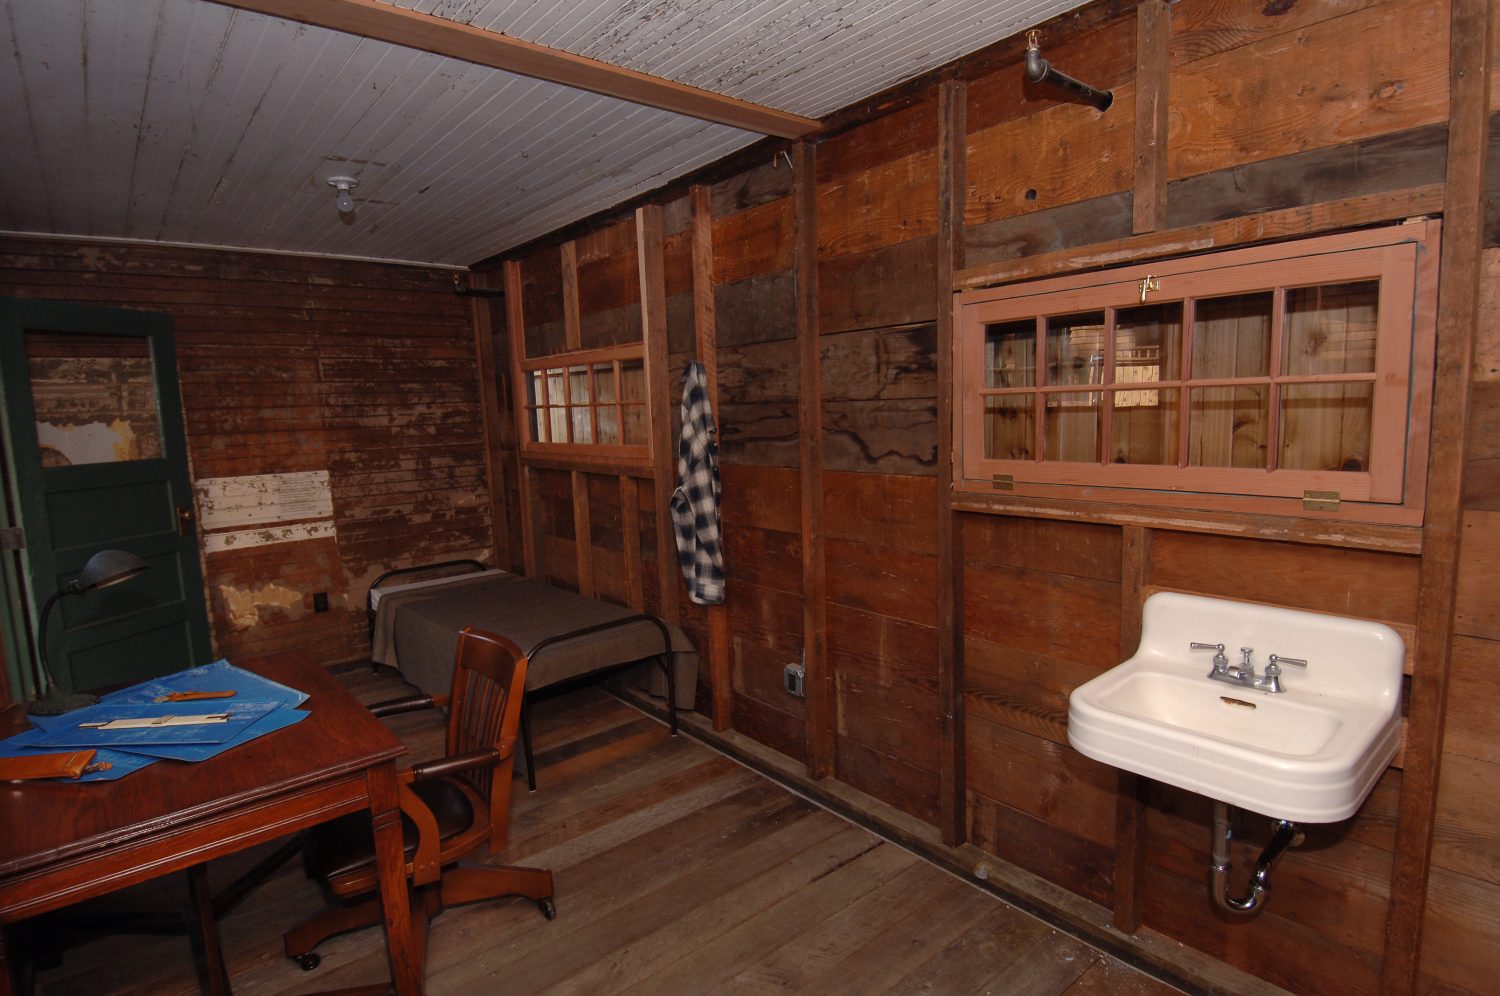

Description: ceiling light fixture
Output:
[327,175,358,214]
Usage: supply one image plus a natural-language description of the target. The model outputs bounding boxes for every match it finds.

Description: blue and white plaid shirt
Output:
[670,362,725,605]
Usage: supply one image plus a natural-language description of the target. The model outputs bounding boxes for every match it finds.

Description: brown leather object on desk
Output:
[0,749,95,781]
[0,652,424,996]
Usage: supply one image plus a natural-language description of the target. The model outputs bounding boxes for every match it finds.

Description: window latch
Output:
[1138,275,1160,303]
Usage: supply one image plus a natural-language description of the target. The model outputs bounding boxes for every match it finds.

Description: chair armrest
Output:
[368,693,449,718]
[408,747,500,783]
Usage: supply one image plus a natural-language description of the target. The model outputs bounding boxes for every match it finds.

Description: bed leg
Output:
[521,702,538,793]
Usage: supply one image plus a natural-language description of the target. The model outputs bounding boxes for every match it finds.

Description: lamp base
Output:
[28,688,99,716]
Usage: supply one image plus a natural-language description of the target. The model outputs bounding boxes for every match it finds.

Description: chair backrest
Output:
[447,626,530,842]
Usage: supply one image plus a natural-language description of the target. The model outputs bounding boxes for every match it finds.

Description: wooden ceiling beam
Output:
[206,0,820,139]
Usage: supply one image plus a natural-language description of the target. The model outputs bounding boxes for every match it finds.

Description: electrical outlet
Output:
[313,591,329,613]
[783,661,805,698]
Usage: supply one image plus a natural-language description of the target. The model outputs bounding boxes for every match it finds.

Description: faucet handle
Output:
[1267,655,1307,669]
[1190,642,1229,668]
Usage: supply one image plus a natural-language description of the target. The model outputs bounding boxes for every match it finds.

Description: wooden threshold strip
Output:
[209,0,820,139]
[955,184,1444,290]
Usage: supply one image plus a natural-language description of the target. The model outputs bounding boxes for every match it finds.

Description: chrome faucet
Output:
[1190,642,1307,694]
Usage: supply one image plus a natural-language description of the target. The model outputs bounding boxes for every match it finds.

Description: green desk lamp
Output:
[29,549,150,716]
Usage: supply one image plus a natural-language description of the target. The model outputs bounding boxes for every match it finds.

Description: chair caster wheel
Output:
[294,953,321,972]
[538,898,557,920]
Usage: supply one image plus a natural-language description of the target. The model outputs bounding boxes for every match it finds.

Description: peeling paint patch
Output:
[204,521,338,554]
[34,419,139,465]
[217,581,304,630]
[197,471,334,529]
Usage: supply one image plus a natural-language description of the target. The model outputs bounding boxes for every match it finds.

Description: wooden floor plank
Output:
[29,669,1184,996]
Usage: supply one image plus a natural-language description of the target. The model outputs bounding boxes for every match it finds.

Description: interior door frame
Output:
[0,297,211,697]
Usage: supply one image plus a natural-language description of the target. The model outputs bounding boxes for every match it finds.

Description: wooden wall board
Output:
[721,524,802,593]
[816,148,940,260]
[579,300,645,350]
[1164,123,1449,231]
[1147,531,1420,624]
[967,790,1115,907]
[709,158,796,218]
[965,85,1136,229]
[576,242,641,318]
[835,734,941,826]
[821,470,939,552]
[963,14,1136,135]
[1166,0,1449,181]
[834,666,939,776]
[714,271,797,349]
[821,401,938,476]
[1168,0,1387,68]
[1417,864,1500,993]
[823,530,939,625]
[1138,866,1382,996]
[963,562,1123,670]
[965,714,1118,848]
[962,187,1136,272]
[1430,752,1500,887]
[820,324,938,411]
[818,237,939,333]
[1440,636,1500,765]
[816,92,939,186]
[962,514,1122,583]
[720,463,801,535]
[963,634,1105,747]
[1132,0,1170,234]
[713,197,794,285]
[1454,510,1500,639]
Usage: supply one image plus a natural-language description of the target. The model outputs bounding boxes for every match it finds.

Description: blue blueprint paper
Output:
[27,699,282,748]
[113,707,308,761]
[0,728,157,781]
[103,658,309,709]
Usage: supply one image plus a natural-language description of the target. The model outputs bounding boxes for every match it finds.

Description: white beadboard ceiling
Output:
[0,0,1089,268]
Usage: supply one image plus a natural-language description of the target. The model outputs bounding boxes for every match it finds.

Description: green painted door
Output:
[0,299,211,695]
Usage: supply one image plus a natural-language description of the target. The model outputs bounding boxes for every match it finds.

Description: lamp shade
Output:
[75,549,150,593]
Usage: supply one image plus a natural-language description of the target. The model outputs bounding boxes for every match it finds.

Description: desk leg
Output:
[185,864,231,996]
[368,765,422,995]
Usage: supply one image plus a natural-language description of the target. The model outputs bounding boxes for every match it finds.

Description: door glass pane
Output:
[568,365,590,404]
[26,333,163,466]
[985,319,1036,388]
[1281,383,1373,471]
[1115,302,1182,383]
[1283,280,1379,376]
[984,395,1034,460]
[1112,388,1180,465]
[1191,292,1272,379]
[1044,392,1100,462]
[1046,313,1106,386]
[1189,387,1268,468]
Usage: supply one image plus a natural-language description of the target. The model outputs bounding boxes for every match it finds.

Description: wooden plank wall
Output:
[0,238,488,665]
[482,1,1498,993]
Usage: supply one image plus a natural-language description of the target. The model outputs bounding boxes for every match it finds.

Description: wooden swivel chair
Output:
[284,626,555,973]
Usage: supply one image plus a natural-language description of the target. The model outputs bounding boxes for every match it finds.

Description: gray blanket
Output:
[371,573,697,709]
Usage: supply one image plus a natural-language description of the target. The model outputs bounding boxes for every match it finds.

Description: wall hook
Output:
[773,149,793,170]
[1024,30,1113,112]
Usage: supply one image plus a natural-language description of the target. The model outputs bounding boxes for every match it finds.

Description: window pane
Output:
[1191,292,1272,379]
[26,332,163,466]
[1046,313,1106,386]
[530,407,547,443]
[571,406,593,443]
[1111,388,1180,465]
[1284,280,1379,376]
[1281,383,1373,471]
[598,404,621,445]
[1189,387,1267,468]
[985,319,1036,388]
[622,403,648,445]
[546,369,565,407]
[620,360,646,402]
[568,365,590,404]
[528,370,545,407]
[549,406,567,443]
[984,395,1034,460]
[1115,302,1182,383]
[1044,391,1100,462]
[595,363,617,403]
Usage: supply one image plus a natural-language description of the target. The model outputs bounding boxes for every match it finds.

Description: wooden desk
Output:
[0,653,422,995]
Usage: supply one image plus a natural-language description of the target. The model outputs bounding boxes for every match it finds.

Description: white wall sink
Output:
[1068,591,1404,823]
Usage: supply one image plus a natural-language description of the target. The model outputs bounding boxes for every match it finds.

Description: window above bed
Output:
[521,344,648,459]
